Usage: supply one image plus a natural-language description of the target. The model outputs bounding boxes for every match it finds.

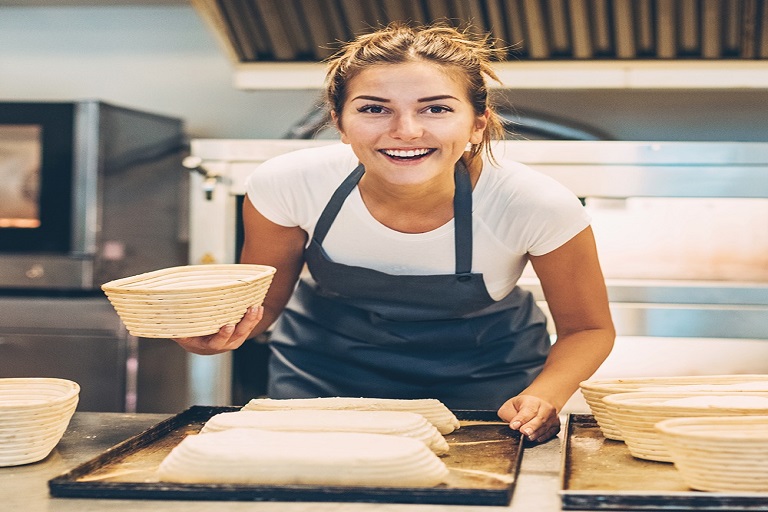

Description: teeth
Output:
[383,149,431,158]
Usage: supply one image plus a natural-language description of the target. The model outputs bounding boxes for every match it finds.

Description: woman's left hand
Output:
[497,394,561,443]
[171,305,264,355]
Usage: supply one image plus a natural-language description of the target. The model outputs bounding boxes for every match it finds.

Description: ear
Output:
[330,110,349,144]
[469,109,490,145]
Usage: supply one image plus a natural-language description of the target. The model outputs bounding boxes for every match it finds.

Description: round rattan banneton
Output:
[655,415,768,492]
[0,378,80,467]
[101,264,276,338]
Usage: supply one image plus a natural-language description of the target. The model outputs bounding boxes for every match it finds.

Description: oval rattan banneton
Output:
[101,264,276,338]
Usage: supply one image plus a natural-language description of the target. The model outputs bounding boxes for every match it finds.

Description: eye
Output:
[358,104,387,114]
[424,105,453,114]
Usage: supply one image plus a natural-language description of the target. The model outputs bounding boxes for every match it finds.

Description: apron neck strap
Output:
[312,161,473,275]
[312,163,365,246]
[453,159,473,275]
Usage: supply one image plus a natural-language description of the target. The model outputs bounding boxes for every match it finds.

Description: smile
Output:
[380,148,435,160]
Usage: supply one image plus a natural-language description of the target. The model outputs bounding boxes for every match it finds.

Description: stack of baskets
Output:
[101,264,276,338]
[0,378,80,467]
[578,375,768,492]
[601,390,768,462]
[579,375,768,441]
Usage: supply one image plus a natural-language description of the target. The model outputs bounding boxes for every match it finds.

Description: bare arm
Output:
[171,196,306,355]
[238,195,307,334]
[497,226,615,441]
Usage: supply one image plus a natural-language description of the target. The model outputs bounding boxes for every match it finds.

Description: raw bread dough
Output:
[158,428,450,487]
[201,409,449,455]
[242,397,461,434]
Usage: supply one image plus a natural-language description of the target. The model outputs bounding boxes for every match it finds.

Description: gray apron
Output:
[267,161,551,410]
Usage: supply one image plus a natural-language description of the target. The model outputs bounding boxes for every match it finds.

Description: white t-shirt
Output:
[246,143,590,301]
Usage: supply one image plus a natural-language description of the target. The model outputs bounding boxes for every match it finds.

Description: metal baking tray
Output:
[560,414,768,511]
[49,405,523,506]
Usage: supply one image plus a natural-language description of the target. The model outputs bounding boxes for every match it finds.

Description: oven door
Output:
[0,102,75,254]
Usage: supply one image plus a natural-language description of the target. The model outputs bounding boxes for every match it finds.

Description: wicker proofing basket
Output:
[101,264,276,338]
[655,415,768,492]
[0,378,80,467]
[602,391,768,463]
[579,375,768,441]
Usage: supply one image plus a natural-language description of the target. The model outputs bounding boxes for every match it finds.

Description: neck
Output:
[358,155,481,234]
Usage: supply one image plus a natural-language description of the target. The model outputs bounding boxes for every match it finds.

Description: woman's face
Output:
[334,61,488,188]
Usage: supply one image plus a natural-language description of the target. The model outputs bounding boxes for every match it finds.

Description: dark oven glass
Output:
[0,102,74,253]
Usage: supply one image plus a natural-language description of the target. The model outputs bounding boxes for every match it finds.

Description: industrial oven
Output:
[0,101,190,412]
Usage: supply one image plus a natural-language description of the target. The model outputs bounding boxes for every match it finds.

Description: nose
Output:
[390,112,423,140]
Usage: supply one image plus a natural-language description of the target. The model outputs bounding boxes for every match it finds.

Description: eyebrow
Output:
[350,95,459,102]
[418,95,459,102]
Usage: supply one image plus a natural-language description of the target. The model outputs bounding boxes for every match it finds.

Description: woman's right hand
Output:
[171,305,264,355]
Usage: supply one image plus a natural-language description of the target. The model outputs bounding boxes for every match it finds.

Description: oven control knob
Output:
[25,264,45,280]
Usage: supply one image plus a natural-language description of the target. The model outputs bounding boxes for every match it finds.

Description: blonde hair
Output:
[325,22,505,164]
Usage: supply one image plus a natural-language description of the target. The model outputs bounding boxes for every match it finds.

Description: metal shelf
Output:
[232,60,768,91]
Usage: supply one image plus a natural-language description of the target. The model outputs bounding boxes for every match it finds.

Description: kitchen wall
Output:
[0,4,318,139]
[1,4,767,141]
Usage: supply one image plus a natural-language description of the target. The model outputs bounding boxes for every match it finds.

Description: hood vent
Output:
[193,0,768,62]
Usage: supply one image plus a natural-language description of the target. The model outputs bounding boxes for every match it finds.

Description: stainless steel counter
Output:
[3,412,567,512]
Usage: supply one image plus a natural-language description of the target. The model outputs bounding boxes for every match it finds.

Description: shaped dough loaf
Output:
[201,409,449,454]
[242,397,460,434]
[158,428,449,487]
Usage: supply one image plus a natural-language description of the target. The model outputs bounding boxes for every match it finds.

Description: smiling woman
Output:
[171,22,615,444]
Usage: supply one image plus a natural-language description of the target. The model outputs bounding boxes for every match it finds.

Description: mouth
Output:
[379,148,435,161]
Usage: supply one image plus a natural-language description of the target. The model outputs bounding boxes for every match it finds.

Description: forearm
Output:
[238,266,302,339]
[238,196,307,341]
[520,328,615,411]
[524,226,615,412]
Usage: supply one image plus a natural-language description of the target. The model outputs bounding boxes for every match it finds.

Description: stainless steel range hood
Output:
[192,0,768,89]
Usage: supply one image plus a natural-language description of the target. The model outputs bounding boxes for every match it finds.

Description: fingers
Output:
[522,419,561,443]
[498,395,561,443]
[230,304,264,340]
[171,306,264,355]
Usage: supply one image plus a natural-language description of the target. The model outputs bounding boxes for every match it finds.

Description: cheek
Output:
[340,119,379,144]
[335,115,365,145]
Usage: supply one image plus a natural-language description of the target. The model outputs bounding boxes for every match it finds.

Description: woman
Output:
[174,23,615,443]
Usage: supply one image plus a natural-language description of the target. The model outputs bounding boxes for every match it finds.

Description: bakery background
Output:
[0,1,767,414]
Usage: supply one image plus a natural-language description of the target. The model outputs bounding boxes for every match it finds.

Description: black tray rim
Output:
[49,406,523,506]
[559,413,768,511]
